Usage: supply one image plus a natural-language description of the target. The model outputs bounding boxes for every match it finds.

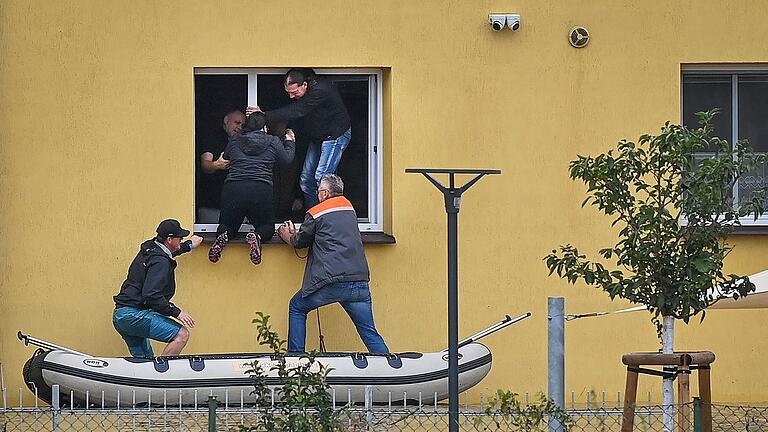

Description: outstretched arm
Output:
[173,235,203,257]
[278,213,316,249]
[201,152,229,174]
[266,86,324,124]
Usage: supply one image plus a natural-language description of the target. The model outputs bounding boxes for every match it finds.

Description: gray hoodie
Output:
[223,130,295,185]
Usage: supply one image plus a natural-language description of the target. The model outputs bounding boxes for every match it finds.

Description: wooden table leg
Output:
[698,367,712,432]
[622,367,639,432]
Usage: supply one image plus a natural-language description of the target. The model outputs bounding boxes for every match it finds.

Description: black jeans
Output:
[217,180,275,241]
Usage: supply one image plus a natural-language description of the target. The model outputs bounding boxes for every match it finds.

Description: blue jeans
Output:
[113,307,181,358]
[300,129,352,209]
[288,281,389,353]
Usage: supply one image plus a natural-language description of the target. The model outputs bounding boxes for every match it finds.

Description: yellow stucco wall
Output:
[2,0,768,404]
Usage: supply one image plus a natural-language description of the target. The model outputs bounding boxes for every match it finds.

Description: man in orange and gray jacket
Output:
[277,174,389,353]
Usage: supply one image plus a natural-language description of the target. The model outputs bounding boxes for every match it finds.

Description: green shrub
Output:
[240,312,344,432]
[477,390,573,431]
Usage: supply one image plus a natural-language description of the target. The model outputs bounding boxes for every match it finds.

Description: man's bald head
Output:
[222,110,246,136]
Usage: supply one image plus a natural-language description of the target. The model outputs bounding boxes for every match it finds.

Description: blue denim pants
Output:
[288,281,389,353]
[300,128,352,208]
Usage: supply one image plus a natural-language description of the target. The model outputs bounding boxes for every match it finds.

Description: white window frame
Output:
[681,64,768,226]
[193,67,385,233]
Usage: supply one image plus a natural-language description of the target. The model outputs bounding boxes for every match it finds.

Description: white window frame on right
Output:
[681,64,768,226]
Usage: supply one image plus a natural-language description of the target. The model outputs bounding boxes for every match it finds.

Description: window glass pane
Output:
[682,74,734,205]
[737,74,768,207]
[332,77,370,220]
[682,74,732,147]
[738,74,768,152]
[194,75,248,224]
[738,164,768,209]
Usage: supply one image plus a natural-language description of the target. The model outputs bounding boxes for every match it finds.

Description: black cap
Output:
[156,219,190,238]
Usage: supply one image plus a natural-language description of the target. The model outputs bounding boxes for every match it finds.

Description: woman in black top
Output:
[208,112,295,265]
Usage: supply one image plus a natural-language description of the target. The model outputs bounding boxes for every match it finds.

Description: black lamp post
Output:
[405,168,501,432]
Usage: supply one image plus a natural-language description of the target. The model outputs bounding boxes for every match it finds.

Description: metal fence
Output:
[3,387,768,431]
[4,402,768,431]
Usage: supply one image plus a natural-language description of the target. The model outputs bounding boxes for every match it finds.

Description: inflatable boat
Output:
[20,313,529,407]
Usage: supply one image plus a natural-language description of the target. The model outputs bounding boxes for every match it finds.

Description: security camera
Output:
[488,14,506,32]
[506,14,521,31]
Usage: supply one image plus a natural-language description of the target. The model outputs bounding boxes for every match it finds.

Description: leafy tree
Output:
[241,312,344,432]
[545,111,766,333]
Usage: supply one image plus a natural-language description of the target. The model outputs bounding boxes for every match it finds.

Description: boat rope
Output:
[565,306,647,321]
[316,308,326,352]
[564,312,609,321]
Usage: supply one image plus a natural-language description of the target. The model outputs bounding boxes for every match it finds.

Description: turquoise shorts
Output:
[112,307,181,358]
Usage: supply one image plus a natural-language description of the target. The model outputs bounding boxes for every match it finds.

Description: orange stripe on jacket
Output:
[308,196,355,218]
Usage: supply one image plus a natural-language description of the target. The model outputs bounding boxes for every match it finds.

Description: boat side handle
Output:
[351,353,369,369]
[17,330,90,356]
[386,354,403,369]
[455,312,532,350]
[189,357,205,372]
[153,357,170,373]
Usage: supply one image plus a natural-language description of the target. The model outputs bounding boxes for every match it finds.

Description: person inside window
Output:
[249,68,352,210]
[197,109,245,223]
[208,112,295,265]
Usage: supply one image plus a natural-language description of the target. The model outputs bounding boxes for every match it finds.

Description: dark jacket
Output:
[224,130,295,185]
[291,196,369,296]
[266,77,351,142]
[113,239,192,317]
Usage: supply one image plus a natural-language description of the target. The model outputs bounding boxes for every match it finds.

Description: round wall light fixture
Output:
[569,26,590,48]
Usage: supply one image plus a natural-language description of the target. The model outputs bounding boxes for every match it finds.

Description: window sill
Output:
[196,232,396,244]
[730,225,768,236]
[360,232,397,244]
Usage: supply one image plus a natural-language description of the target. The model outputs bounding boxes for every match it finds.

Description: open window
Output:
[193,68,384,234]
[682,65,768,225]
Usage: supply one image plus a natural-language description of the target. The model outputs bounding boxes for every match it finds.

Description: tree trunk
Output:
[662,315,675,432]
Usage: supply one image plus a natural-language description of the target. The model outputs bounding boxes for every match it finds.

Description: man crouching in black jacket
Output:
[113,219,202,357]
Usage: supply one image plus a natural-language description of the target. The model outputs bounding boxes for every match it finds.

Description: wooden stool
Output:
[621,351,714,432]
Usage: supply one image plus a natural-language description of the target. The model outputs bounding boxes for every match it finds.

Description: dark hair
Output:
[285,68,316,86]
[244,112,267,132]
[266,119,287,138]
